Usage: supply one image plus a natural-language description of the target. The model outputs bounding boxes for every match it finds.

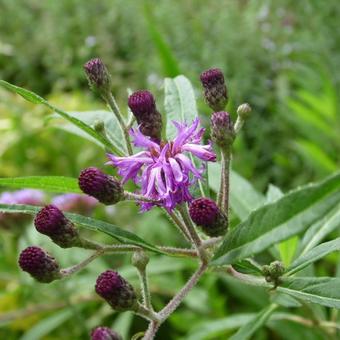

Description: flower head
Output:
[200,68,228,111]
[128,90,162,141]
[78,167,124,205]
[84,58,111,97]
[34,205,80,248]
[211,111,234,148]
[18,246,61,283]
[91,327,122,340]
[189,198,228,236]
[107,118,216,211]
[95,270,137,311]
[52,193,97,215]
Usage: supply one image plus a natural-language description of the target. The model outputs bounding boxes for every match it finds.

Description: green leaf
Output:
[0,176,80,193]
[20,309,73,340]
[0,80,116,153]
[51,110,126,155]
[0,80,45,104]
[287,238,340,275]
[278,277,340,309]
[229,304,277,340]
[0,204,161,254]
[164,75,198,140]
[164,75,207,196]
[208,163,265,220]
[186,313,256,340]
[299,205,340,254]
[212,172,340,266]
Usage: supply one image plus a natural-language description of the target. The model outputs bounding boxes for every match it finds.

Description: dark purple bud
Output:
[95,270,137,311]
[211,111,235,149]
[84,58,111,97]
[78,167,124,205]
[189,198,227,237]
[128,90,162,141]
[200,68,228,111]
[18,246,61,283]
[91,327,122,340]
[34,205,80,248]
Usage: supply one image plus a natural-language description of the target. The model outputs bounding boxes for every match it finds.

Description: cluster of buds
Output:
[262,261,285,287]
[189,198,228,237]
[128,90,163,142]
[14,61,254,339]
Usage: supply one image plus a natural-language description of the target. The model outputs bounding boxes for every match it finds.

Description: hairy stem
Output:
[219,148,231,215]
[159,263,207,320]
[234,116,245,134]
[137,267,153,311]
[106,93,133,155]
[143,321,160,340]
[177,205,208,263]
[135,303,160,322]
[166,209,192,242]
[61,249,105,277]
[124,191,161,203]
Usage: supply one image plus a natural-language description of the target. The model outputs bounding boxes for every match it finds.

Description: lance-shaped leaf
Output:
[0,176,80,193]
[164,75,198,140]
[230,304,277,340]
[287,238,340,275]
[0,204,161,253]
[0,80,118,153]
[212,172,340,266]
[278,277,340,309]
[208,163,265,220]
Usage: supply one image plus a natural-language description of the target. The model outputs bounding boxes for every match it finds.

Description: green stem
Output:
[106,93,133,155]
[166,209,192,242]
[137,267,153,311]
[177,205,208,263]
[220,148,231,216]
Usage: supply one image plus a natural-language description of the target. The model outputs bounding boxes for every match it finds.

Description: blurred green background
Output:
[0,0,339,339]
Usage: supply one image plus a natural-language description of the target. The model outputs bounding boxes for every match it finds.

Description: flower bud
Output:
[78,167,124,205]
[84,58,111,98]
[131,250,149,271]
[91,327,122,340]
[200,68,228,111]
[18,246,61,283]
[34,205,80,248]
[211,111,235,148]
[189,198,228,237]
[128,90,162,141]
[95,270,137,311]
[262,261,285,286]
[237,103,252,120]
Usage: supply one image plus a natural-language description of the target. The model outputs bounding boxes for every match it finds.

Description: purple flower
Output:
[52,193,97,215]
[107,118,216,211]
